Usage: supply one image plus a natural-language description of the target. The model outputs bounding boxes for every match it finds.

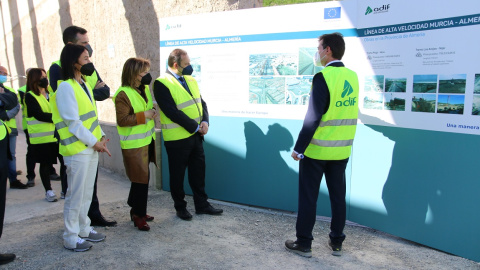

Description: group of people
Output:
[0,28,358,264]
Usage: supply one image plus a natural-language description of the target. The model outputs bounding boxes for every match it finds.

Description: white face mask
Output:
[313,48,327,67]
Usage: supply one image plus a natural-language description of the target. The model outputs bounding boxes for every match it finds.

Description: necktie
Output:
[178,77,192,95]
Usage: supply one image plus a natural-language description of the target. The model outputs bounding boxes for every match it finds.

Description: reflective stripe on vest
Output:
[51,79,101,156]
[25,92,57,144]
[157,74,203,141]
[48,60,99,94]
[112,85,156,149]
[3,86,17,132]
[304,66,359,160]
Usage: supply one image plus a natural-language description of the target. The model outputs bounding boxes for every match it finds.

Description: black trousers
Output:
[0,164,6,238]
[296,156,349,248]
[165,134,209,211]
[24,130,57,180]
[128,181,149,217]
[87,167,102,219]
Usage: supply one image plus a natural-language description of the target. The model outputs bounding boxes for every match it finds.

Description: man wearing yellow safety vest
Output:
[285,33,359,258]
[48,26,115,227]
[153,48,223,221]
[0,66,28,189]
[0,87,19,265]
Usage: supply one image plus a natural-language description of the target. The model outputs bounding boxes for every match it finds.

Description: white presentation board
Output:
[159,0,480,135]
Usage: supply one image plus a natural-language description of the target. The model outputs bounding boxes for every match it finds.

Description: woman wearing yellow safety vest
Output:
[113,58,156,231]
[52,44,110,252]
[24,68,59,202]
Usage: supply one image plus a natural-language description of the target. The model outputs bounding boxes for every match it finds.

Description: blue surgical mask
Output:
[0,75,7,83]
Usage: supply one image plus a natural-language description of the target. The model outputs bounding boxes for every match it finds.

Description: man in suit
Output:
[285,33,359,257]
[153,48,222,221]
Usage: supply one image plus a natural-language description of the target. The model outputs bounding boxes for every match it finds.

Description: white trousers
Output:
[63,149,98,248]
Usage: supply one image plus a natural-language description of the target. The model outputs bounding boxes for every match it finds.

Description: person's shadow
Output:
[356,112,479,250]
[202,121,299,211]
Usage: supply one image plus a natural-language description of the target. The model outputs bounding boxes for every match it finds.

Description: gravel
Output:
[1,167,479,270]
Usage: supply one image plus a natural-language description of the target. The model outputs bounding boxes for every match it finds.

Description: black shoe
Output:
[0,253,15,265]
[90,215,117,227]
[176,209,192,221]
[328,240,342,256]
[10,180,28,189]
[50,173,61,181]
[195,205,223,215]
[26,178,35,187]
[285,240,312,258]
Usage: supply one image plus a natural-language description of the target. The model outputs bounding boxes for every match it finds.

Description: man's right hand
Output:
[94,80,106,89]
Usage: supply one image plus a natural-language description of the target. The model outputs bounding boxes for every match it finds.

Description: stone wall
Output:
[0,0,262,122]
[0,0,261,188]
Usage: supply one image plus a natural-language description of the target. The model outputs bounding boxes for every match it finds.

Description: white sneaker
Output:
[81,228,106,242]
[45,190,58,202]
[64,238,92,252]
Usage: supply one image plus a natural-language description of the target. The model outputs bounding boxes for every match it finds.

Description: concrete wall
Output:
[0,0,262,121]
[0,0,261,188]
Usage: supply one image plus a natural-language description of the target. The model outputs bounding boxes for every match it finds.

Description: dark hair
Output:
[60,44,87,80]
[26,68,46,96]
[167,48,187,67]
[121,58,151,88]
[62,26,87,45]
[319,32,345,60]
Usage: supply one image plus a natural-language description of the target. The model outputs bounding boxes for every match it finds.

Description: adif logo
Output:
[337,80,357,107]
[165,23,182,31]
[365,4,390,15]
[365,6,373,15]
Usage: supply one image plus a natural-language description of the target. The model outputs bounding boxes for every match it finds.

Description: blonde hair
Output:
[121,58,151,88]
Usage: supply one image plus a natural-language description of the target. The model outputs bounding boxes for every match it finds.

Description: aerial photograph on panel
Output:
[286,76,312,105]
[385,77,407,92]
[437,95,464,114]
[438,74,466,94]
[413,74,437,93]
[412,94,436,113]
[298,47,323,75]
[473,95,480,115]
[384,93,406,111]
[363,93,383,110]
[364,75,384,92]
[249,77,286,104]
[473,74,480,94]
[249,53,297,76]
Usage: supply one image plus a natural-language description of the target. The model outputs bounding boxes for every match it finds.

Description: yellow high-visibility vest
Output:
[304,66,359,160]
[3,85,18,134]
[17,85,27,130]
[51,79,101,156]
[113,85,155,149]
[25,91,57,144]
[157,74,203,141]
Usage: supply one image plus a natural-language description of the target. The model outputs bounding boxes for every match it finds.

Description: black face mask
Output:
[180,65,194,76]
[38,77,49,88]
[140,73,152,85]
[80,63,95,76]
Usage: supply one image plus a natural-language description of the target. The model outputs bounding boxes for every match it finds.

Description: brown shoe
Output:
[132,215,150,231]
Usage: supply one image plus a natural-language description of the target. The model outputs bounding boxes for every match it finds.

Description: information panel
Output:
[159,0,480,135]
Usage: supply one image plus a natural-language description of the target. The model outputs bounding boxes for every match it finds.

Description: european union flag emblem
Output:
[324,7,341,19]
